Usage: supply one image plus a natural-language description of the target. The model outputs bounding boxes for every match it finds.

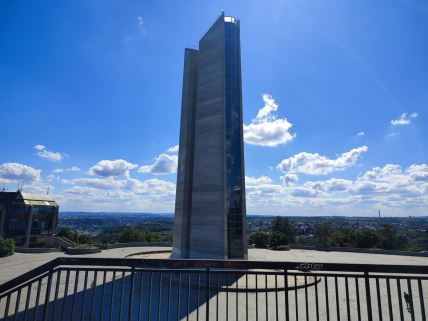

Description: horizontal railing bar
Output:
[54,267,428,281]
[55,257,428,274]
[0,272,50,300]
[57,267,208,273]
[0,270,51,300]
[0,258,59,294]
[1,257,428,296]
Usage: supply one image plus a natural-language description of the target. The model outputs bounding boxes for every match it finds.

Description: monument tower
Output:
[172,13,247,259]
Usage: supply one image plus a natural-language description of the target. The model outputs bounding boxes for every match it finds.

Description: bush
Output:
[331,228,378,249]
[249,232,271,248]
[0,237,15,257]
[72,244,99,250]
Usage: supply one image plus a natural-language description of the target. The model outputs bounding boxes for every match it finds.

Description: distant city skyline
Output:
[0,1,427,216]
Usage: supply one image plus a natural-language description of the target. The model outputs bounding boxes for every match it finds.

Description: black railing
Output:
[0,257,427,320]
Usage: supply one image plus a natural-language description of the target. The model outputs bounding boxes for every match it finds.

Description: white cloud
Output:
[356,131,365,136]
[291,187,320,198]
[407,164,428,182]
[88,159,137,177]
[60,177,176,212]
[303,178,353,193]
[244,94,296,147]
[137,16,146,34]
[390,112,418,126]
[280,174,299,186]
[244,162,428,216]
[34,145,45,151]
[53,166,81,174]
[0,163,41,182]
[386,132,399,139]
[245,176,273,185]
[139,153,178,175]
[276,146,368,175]
[255,94,278,120]
[52,158,427,215]
[167,145,179,153]
[34,145,66,162]
[70,177,125,190]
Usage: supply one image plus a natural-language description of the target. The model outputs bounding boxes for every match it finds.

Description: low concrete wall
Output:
[100,242,172,250]
[289,245,428,257]
[65,247,102,255]
[15,247,62,253]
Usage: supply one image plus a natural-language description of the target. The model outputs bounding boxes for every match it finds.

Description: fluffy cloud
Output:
[390,112,418,126]
[49,160,428,215]
[255,94,278,120]
[167,145,179,153]
[280,174,299,186]
[89,159,137,177]
[69,177,125,190]
[356,131,365,136]
[407,164,428,182]
[245,163,428,216]
[60,177,176,212]
[244,94,296,147]
[34,145,67,162]
[303,178,353,192]
[53,166,81,174]
[245,176,273,185]
[139,153,178,175]
[276,146,368,175]
[0,163,41,182]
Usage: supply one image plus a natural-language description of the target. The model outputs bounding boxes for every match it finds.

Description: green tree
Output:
[331,229,353,247]
[58,227,94,244]
[58,227,74,240]
[378,224,408,250]
[353,228,378,248]
[314,223,333,248]
[271,217,296,245]
[249,232,271,248]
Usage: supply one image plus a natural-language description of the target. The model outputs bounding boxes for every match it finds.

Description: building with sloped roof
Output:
[0,190,58,247]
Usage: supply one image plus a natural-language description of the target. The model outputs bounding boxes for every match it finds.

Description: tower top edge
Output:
[224,16,239,24]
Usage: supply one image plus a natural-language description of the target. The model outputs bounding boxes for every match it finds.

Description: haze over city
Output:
[1,0,427,216]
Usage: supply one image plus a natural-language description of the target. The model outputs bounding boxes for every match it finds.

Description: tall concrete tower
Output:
[172,13,247,259]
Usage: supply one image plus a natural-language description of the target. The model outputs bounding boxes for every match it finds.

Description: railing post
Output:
[284,269,289,321]
[128,267,135,321]
[364,272,373,321]
[205,267,210,321]
[42,268,54,321]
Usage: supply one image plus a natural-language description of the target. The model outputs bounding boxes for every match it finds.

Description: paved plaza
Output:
[1,248,427,320]
[1,247,428,285]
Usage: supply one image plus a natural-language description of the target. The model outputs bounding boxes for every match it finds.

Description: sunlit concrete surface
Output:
[2,248,428,286]
[0,247,171,285]
[1,248,427,320]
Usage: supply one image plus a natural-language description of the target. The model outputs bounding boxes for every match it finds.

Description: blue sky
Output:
[1,0,427,216]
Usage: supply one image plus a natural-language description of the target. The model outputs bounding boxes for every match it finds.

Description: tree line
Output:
[249,217,415,251]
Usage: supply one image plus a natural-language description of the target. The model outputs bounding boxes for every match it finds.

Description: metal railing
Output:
[0,257,427,320]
